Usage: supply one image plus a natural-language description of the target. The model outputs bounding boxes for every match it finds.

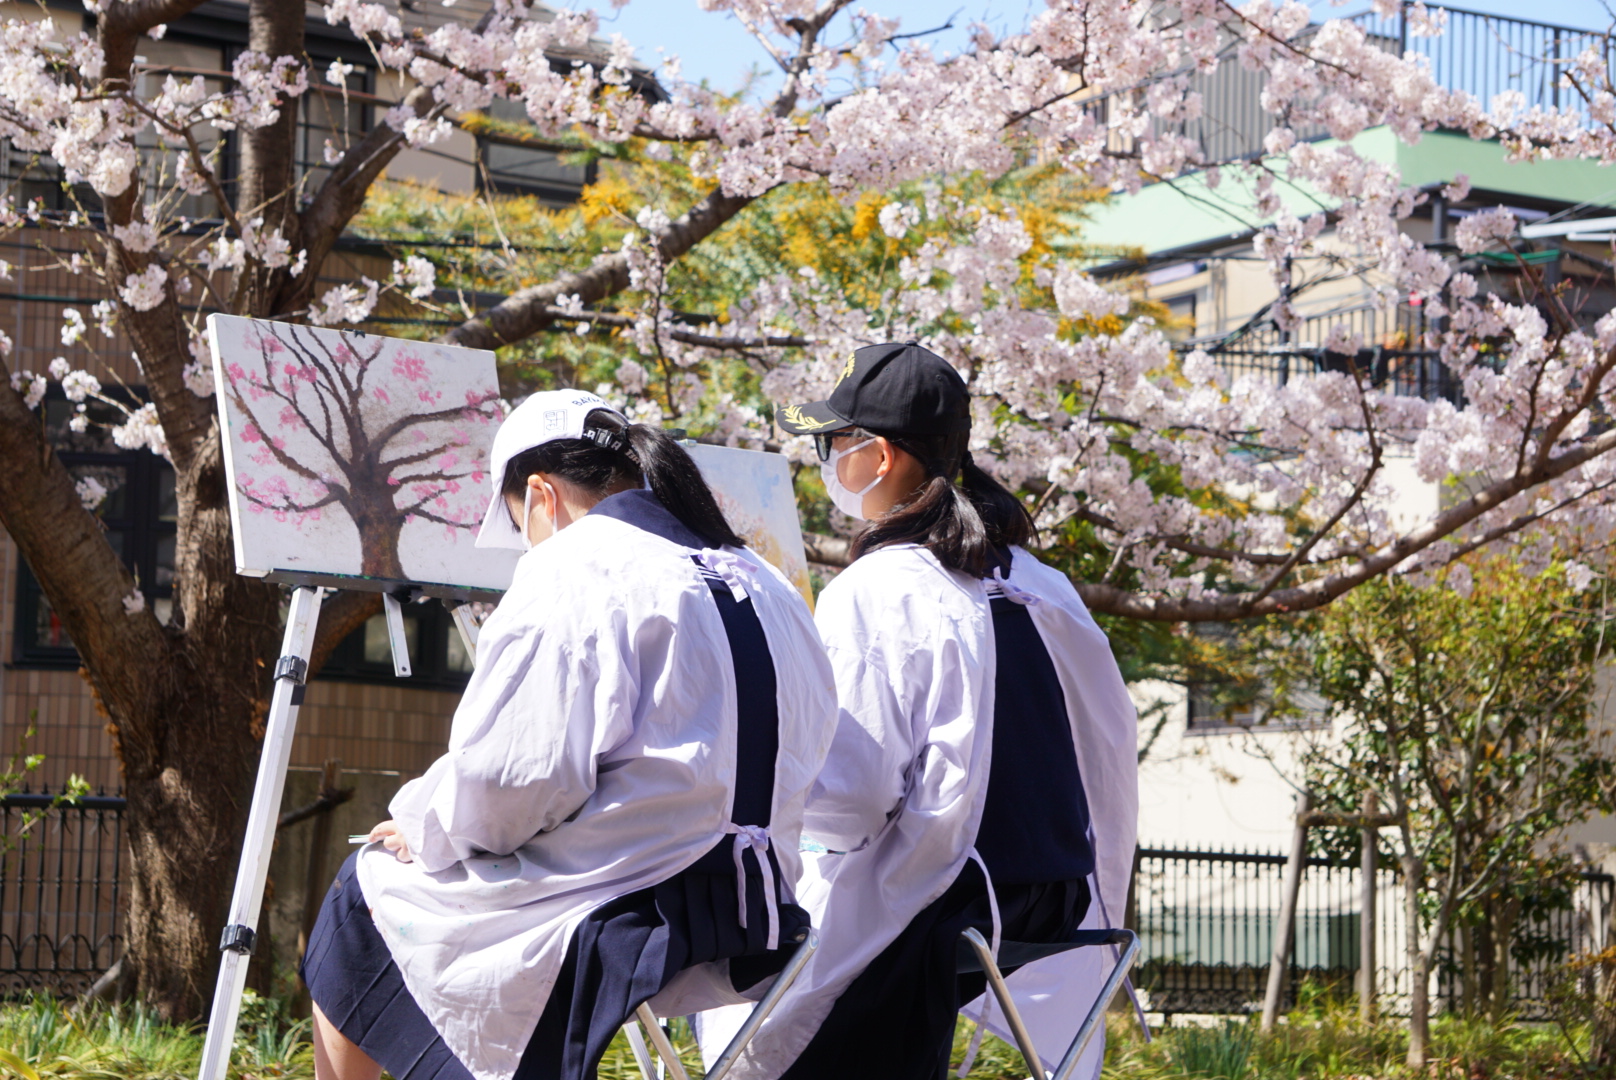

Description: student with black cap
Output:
[707,344,1139,1080]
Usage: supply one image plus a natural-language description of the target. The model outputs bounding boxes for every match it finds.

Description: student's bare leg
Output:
[312,1002,383,1080]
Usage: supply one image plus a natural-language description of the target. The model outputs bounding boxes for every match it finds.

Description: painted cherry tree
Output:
[0,0,1614,1029]
[216,318,502,583]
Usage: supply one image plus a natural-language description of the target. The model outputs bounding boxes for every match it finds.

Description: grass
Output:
[0,988,1600,1080]
[1099,990,1594,1080]
[0,991,311,1080]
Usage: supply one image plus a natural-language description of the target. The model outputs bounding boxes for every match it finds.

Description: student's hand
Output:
[369,820,413,863]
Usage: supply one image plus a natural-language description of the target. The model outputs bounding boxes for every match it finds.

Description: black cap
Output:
[776,341,971,437]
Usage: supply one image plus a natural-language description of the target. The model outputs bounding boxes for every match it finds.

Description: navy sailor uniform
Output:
[778,567,1095,1080]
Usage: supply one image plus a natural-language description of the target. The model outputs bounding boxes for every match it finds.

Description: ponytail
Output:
[623,422,745,549]
[500,408,745,549]
[850,431,1032,578]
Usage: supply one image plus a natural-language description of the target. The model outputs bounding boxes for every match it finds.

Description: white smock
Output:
[356,511,837,1080]
[704,544,1137,1080]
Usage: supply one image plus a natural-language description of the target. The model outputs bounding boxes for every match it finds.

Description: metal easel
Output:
[196,587,481,1080]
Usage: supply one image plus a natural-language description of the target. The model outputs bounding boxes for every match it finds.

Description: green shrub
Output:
[1165,1020,1254,1079]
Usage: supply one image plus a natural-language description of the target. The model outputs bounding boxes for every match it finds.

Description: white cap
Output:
[475,389,627,549]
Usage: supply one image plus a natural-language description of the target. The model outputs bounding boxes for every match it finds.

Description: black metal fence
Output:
[0,793,125,995]
[1090,6,1607,167]
[6,803,1613,1014]
[1186,298,1464,405]
[1350,6,1612,125]
[1135,844,1614,1020]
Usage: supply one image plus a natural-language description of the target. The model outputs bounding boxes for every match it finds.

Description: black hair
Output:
[850,429,1033,578]
[500,408,745,549]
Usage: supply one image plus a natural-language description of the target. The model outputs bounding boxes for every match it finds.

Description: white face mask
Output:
[821,439,883,520]
[519,481,559,550]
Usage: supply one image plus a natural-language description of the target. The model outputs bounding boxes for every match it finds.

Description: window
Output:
[1186,683,1327,735]
[134,36,230,221]
[14,396,177,666]
[297,58,374,191]
[1163,292,1198,341]
[316,601,475,691]
[477,98,594,204]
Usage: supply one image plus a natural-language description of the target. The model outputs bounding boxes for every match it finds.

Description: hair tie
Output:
[960,450,975,473]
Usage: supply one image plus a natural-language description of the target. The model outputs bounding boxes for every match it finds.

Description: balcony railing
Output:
[1088,5,1610,167]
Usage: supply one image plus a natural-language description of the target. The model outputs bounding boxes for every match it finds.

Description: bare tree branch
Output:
[803,531,852,567]
[440,185,764,350]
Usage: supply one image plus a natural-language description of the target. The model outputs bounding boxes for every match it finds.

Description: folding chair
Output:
[958,926,1140,1080]
[623,924,820,1080]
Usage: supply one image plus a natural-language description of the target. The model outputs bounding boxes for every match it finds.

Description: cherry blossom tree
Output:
[3,0,1616,1021]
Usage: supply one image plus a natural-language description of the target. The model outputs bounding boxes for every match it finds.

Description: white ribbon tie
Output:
[697,549,763,603]
[957,847,1005,1077]
[991,566,1042,607]
[724,823,780,951]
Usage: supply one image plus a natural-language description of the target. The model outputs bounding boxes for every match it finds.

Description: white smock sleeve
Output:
[387,577,635,874]
[801,566,926,852]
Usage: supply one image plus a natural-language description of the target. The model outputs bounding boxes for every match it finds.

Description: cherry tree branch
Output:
[441,185,764,350]
[550,307,809,349]
[0,362,167,715]
[1078,422,1616,621]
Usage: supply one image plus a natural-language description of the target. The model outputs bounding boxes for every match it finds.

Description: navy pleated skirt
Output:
[778,859,1090,1080]
[303,848,806,1080]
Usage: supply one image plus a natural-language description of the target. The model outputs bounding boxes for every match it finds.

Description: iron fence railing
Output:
[1089,6,1608,166]
[1135,844,1614,1020]
[0,792,125,995]
[1350,6,1613,122]
[1187,299,1464,404]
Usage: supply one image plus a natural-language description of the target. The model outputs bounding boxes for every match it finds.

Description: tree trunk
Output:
[1488,895,1520,1023]
[235,0,305,316]
[1459,920,1477,1016]
[353,498,407,581]
[111,430,285,1016]
[1405,855,1431,1067]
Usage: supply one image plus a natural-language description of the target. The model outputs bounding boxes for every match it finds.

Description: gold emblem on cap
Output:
[780,404,835,431]
[835,352,857,384]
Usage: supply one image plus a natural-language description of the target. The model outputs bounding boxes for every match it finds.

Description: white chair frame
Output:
[624,927,819,1080]
[959,926,1141,1080]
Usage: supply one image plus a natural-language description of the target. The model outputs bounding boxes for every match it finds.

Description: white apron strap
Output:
[696,549,763,603]
[723,823,780,951]
[991,565,1042,607]
[956,847,1002,1078]
[1087,826,1151,1042]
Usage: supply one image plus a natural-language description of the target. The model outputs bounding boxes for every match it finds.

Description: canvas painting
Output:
[687,443,813,608]
[208,315,521,597]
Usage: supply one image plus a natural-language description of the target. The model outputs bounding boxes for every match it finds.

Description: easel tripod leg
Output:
[196,586,326,1080]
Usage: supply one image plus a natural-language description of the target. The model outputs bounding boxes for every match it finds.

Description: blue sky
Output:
[591,1,1616,98]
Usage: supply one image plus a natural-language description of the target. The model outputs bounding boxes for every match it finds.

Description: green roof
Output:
[1072,129,1616,262]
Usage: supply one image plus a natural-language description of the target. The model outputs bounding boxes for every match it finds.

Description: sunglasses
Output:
[812,429,875,462]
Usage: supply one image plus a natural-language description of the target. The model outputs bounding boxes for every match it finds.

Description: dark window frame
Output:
[13,398,177,668]
[315,601,473,692]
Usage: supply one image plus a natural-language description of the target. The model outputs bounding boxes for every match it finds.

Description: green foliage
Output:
[0,993,1600,1080]
[1167,1020,1254,1078]
[1099,990,1594,1080]
[0,993,311,1080]
[1290,557,1616,1005]
[0,714,89,855]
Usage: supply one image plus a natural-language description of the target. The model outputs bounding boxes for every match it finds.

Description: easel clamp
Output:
[219,924,256,955]
[275,656,308,684]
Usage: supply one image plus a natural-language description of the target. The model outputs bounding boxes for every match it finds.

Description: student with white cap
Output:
[301,390,837,1080]
[708,343,1137,1080]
